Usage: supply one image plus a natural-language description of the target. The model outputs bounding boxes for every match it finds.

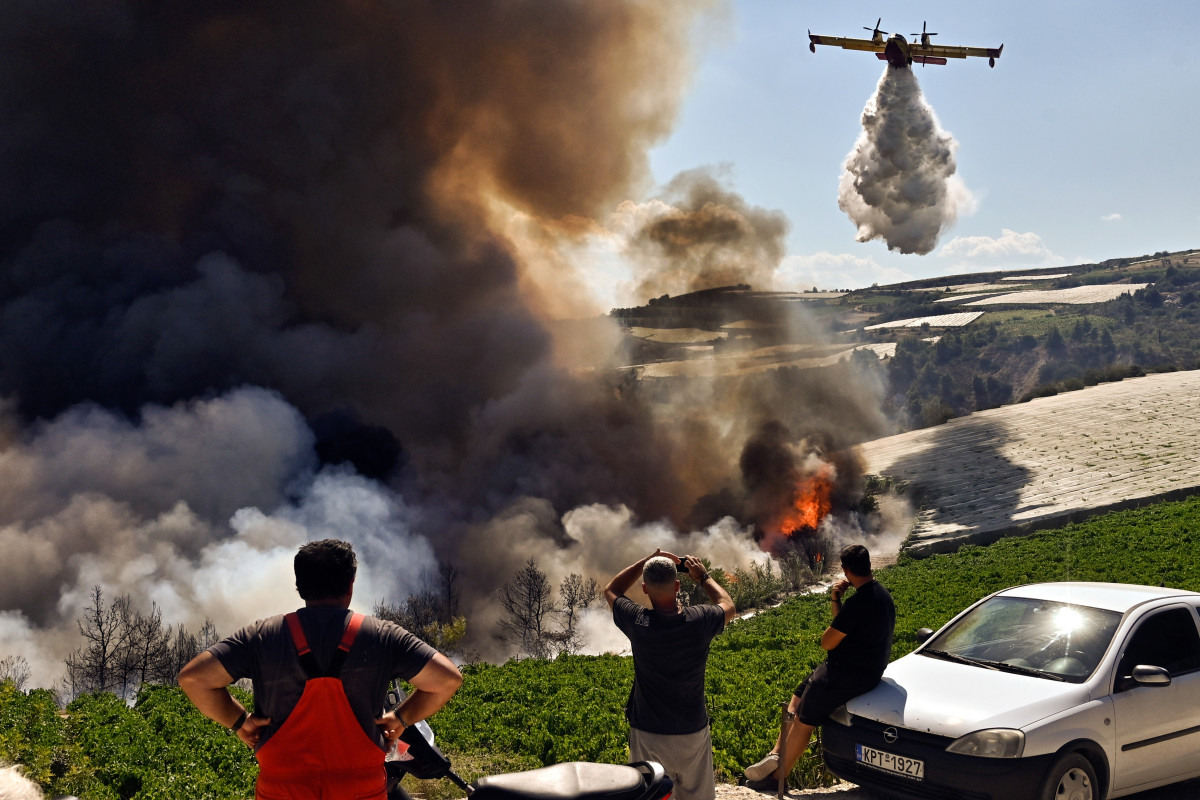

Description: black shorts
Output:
[793,663,876,727]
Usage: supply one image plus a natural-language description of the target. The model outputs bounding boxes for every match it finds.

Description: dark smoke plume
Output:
[837,67,972,254]
[0,0,745,682]
[0,1,894,681]
[628,168,789,299]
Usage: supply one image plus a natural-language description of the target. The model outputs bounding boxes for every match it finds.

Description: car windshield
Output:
[922,596,1122,682]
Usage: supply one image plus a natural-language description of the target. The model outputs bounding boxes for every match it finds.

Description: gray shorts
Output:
[629,725,715,800]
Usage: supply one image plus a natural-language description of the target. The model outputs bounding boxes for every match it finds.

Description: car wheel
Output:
[1039,752,1098,800]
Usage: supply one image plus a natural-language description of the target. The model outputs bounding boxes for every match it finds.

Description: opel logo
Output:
[883,727,899,744]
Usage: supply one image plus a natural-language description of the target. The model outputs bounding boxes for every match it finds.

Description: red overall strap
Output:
[284,612,312,654]
[327,612,365,676]
[284,612,321,678]
[338,612,364,652]
[284,611,364,677]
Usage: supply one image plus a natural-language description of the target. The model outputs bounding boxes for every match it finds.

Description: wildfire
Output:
[778,464,835,536]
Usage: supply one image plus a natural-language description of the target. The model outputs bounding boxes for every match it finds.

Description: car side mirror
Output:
[1117,664,1171,692]
[915,628,934,644]
[1131,665,1171,686]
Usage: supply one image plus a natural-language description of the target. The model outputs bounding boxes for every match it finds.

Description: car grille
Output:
[849,715,955,749]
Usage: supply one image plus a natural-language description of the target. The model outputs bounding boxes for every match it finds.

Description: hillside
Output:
[608,248,1200,433]
[860,369,1200,556]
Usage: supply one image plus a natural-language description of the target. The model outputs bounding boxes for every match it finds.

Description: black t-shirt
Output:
[612,596,726,735]
[210,606,436,751]
[827,580,895,686]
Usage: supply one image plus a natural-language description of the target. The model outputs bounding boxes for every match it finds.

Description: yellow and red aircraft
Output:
[808,19,1003,69]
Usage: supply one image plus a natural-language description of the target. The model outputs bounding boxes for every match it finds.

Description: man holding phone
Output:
[605,550,736,800]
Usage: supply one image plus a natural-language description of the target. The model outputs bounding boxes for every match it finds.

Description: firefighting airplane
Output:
[808,19,1003,69]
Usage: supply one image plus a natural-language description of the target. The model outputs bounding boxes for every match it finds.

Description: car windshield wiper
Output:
[973,658,1067,682]
[922,649,1069,681]
[921,648,1000,671]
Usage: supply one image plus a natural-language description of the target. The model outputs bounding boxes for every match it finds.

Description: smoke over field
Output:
[0,1,889,685]
[838,66,973,254]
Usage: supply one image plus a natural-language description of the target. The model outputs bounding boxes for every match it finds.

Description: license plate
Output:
[856,744,924,780]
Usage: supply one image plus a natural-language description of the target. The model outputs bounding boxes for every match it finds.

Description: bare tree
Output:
[0,654,31,691]
[63,587,134,699]
[197,618,220,651]
[557,574,598,654]
[438,560,461,620]
[167,624,200,683]
[121,603,173,690]
[497,559,555,659]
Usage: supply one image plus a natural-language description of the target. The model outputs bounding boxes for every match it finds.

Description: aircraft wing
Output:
[911,42,1003,63]
[808,33,885,54]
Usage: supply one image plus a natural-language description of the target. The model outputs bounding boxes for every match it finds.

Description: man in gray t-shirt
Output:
[179,539,462,800]
[209,606,437,753]
[606,550,735,800]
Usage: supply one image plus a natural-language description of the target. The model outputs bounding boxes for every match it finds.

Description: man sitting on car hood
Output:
[744,544,895,791]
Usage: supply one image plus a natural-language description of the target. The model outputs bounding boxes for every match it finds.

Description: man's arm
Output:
[178,651,271,749]
[682,555,736,624]
[820,580,851,651]
[604,549,667,609]
[376,652,463,742]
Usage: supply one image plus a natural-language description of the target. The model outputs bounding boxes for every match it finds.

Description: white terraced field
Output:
[859,370,1200,556]
[1001,273,1071,280]
[965,283,1148,305]
[863,311,984,330]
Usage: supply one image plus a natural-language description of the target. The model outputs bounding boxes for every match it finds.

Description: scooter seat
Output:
[471,762,649,800]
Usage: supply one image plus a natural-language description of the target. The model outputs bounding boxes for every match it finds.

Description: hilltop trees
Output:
[60,586,217,702]
[497,560,601,659]
[374,559,469,654]
[0,655,31,691]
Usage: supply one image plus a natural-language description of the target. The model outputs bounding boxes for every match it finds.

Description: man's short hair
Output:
[295,539,358,601]
[642,556,679,588]
[840,544,871,577]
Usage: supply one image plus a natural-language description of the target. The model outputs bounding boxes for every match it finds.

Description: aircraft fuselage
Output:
[884,35,911,68]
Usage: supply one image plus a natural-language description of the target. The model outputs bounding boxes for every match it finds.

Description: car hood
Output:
[844,653,1093,738]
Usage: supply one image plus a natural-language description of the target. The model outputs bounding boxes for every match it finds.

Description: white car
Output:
[822,582,1200,800]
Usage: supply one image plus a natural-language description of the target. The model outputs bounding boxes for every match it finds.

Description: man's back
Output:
[612,597,725,735]
[827,579,895,685]
[210,606,435,751]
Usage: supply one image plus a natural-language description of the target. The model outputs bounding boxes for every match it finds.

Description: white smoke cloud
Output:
[0,388,440,689]
[1101,213,1123,222]
[449,500,768,661]
[838,67,975,255]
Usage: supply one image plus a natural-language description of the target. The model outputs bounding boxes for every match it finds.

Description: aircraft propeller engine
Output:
[863,17,887,38]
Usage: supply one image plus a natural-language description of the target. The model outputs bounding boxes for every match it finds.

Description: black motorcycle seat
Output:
[471,762,648,800]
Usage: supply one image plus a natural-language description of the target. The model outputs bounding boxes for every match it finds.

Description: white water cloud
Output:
[838,67,975,255]
[1101,212,1123,222]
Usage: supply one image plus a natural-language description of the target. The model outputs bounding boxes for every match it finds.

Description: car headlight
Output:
[827,704,852,726]
[945,729,1024,758]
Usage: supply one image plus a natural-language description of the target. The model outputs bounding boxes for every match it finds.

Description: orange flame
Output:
[778,465,834,537]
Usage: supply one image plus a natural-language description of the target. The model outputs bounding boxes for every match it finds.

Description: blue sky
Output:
[644,0,1200,291]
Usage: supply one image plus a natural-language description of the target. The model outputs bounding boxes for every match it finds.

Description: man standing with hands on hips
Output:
[606,549,736,800]
[743,544,895,792]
